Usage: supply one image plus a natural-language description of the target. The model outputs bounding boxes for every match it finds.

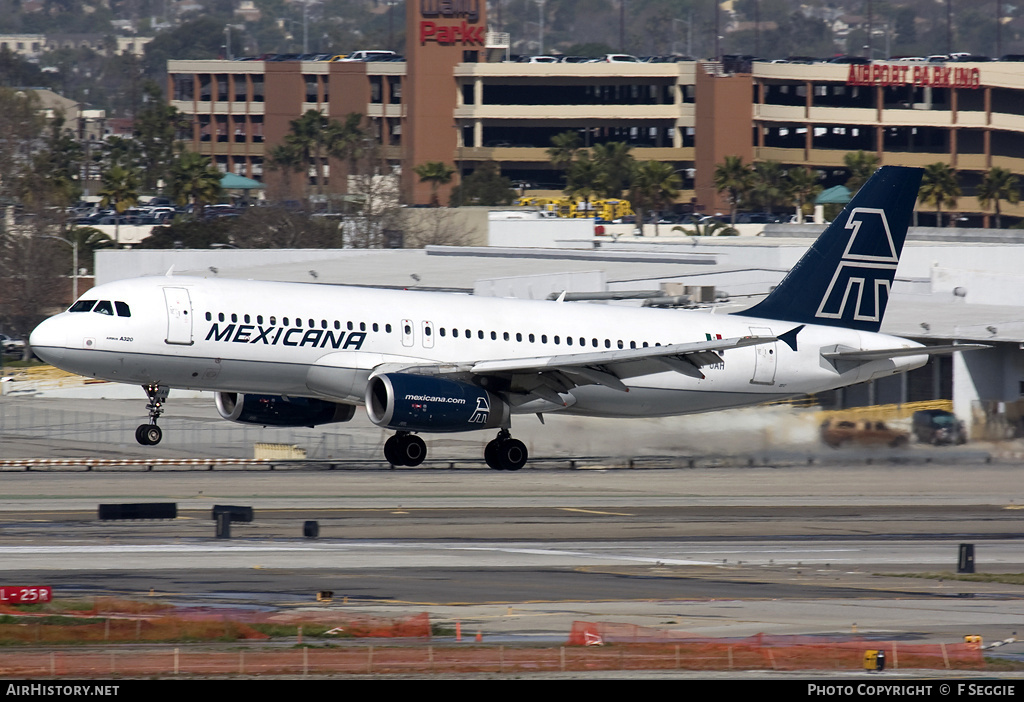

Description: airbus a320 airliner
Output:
[29,166,983,469]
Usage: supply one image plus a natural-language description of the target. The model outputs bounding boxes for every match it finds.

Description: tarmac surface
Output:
[3,397,1024,669]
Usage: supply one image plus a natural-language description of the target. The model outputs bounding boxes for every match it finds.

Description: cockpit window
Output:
[69,300,96,312]
[115,301,131,317]
[94,301,114,316]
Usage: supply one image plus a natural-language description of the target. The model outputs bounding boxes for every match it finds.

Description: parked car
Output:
[0,333,25,354]
[340,50,397,62]
[911,410,967,445]
[599,54,640,63]
[820,418,909,448]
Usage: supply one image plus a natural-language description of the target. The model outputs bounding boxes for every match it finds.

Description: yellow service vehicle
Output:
[513,197,634,221]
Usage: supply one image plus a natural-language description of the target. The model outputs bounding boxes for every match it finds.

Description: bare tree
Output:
[229,205,342,249]
[341,142,403,248]
[401,207,480,249]
[0,207,70,342]
[0,88,44,204]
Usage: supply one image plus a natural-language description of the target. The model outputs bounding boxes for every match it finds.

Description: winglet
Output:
[555,290,567,303]
[165,265,175,277]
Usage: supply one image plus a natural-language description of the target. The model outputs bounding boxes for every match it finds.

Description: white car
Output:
[600,54,640,63]
[340,50,397,62]
[0,334,25,353]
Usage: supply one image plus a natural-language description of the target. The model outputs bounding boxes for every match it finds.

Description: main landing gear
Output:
[484,429,528,471]
[381,428,529,470]
[135,383,168,446]
[384,432,427,467]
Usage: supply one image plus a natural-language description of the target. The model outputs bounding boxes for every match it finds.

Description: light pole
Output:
[619,0,626,53]
[302,0,322,53]
[671,15,693,57]
[536,0,547,55]
[387,0,400,52]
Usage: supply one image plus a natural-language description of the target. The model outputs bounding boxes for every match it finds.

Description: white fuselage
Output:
[29,276,927,421]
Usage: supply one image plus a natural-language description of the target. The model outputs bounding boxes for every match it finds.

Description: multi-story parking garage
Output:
[166,1,1024,223]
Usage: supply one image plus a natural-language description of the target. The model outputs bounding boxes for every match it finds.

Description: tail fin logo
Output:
[815,207,899,324]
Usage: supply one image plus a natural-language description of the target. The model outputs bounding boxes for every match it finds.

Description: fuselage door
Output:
[422,320,434,349]
[401,319,414,347]
[748,325,777,385]
[163,287,194,345]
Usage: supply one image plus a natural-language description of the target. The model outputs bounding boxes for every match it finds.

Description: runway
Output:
[3,464,1024,647]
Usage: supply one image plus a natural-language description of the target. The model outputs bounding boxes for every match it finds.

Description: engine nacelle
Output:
[365,373,509,432]
[215,392,356,427]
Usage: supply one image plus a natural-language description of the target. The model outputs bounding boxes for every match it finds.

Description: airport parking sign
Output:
[0,586,51,603]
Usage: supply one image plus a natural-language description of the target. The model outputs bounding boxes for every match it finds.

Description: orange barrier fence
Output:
[0,609,987,676]
[568,623,985,671]
[0,639,986,677]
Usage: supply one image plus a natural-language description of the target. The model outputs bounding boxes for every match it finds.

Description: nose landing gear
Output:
[135,383,168,446]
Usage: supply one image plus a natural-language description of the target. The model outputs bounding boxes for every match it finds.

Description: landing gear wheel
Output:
[384,433,427,467]
[495,438,527,471]
[399,434,426,467]
[383,436,402,465]
[484,439,502,470]
[135,424,162,446]
[484,431,528,471]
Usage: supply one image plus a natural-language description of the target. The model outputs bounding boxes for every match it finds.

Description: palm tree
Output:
[630,161,681,236]
[750,160,787,214]
[976,166,1020,228]
[547,130,582,172]
[564,154,602,215]
[844,151,880,192]
[785,167,823,224]
[713,156,754,226]
[67,226,113,275]
[918,163,961,227]
[591,142,634,198]
[97,164,140,244]
[414,161,456,206]
[169,151,223,218]
[266,143,305,200]
[101,136,142,172]
[285,110,334,196]
[328,112,367,175]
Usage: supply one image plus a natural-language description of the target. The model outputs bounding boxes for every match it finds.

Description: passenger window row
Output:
[434,326,657,350]
[205,311,390,334]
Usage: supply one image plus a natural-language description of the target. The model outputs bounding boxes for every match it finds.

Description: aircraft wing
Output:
[469,335,769,377]
[382,335,775,406]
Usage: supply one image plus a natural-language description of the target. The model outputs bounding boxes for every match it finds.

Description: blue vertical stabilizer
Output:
[740,166,924,332]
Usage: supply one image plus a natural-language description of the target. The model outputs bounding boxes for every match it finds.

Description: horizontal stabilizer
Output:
[822,344,989,362]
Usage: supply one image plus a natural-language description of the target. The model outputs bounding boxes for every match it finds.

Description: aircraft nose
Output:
[29,316,66,365]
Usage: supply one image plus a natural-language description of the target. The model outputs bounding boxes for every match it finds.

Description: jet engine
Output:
[365,373,509,432]
[215,392,356,427]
